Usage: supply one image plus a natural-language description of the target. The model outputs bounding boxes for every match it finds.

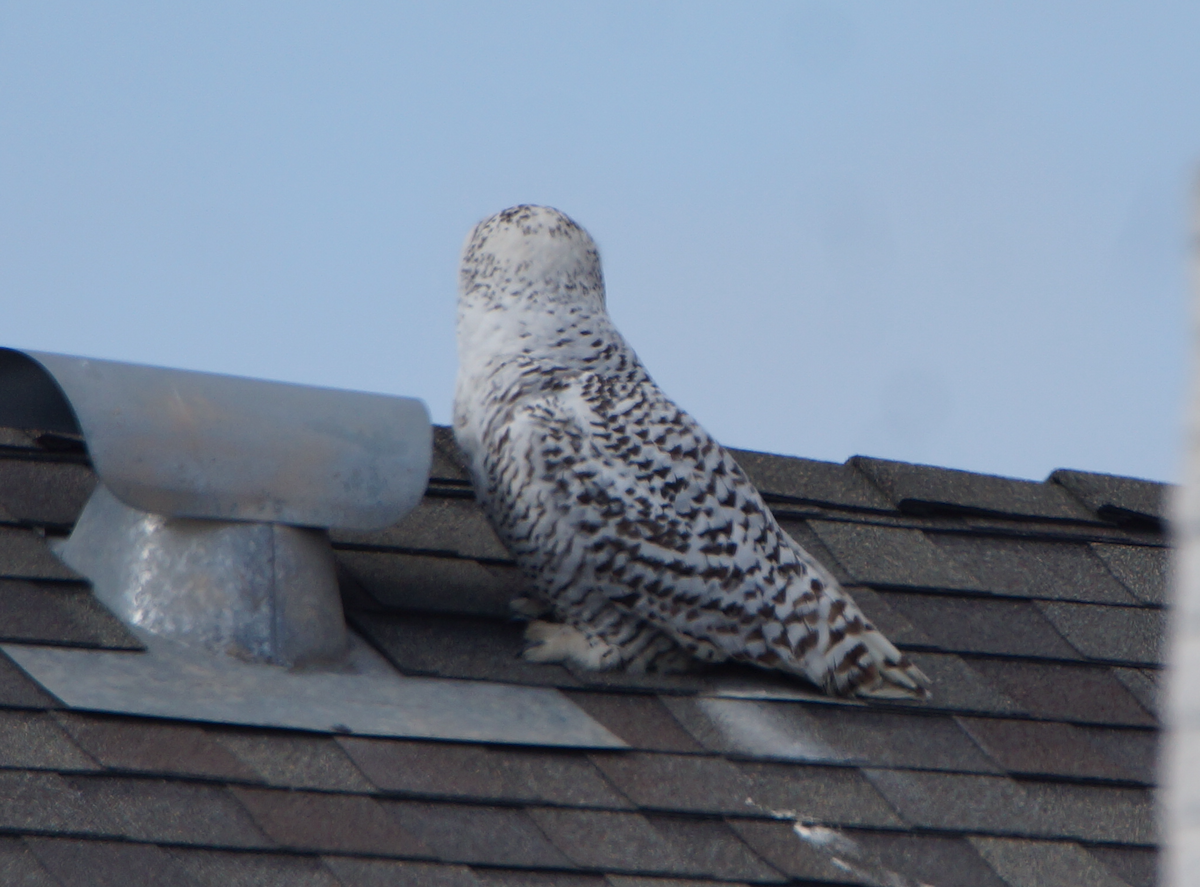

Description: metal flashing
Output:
[2,631,626,749]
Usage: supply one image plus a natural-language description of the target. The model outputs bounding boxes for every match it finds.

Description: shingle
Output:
[337,551,525,618]
[211,730,375,792]
[807,521,985,591]
[605,878,750,887]
[956,717,1137,781]
[879,592,1081,660]
[1050,469,1167,526]
[169,848,341,887]
[325,857,482,887]
[0,427,38,450]
[0,771,103,833]
[1020,780,1156,844]
[563,693,703,752]
[328,859,482,887]
[473,870,602,887]
[1091,544,1168,606]
[1084,846,1159,887]
[588,752,751,815]
[837,585,932,646]
[333,495,510,562]
[863,769,1038,834]
[1036,602,1164,665]
[340,737,631,807]
[928,535,1139,604]
[723,820,859,884]
[430,426,472,483]
[0,835,58,887]
[659,696,843,761]
[68,775,269,846]
[0,579,142,649]
[0,528,84,581]
[0,460,96,527]
[728,449,894,511]
[847,832,1010,887]
[968,837,1132,887]
[527,808,688,876]
[24,838,200,887]
[0,710,96,770]
[0,649,61,709]
[1113,668,1160,721]
[231,786,430,856]
[774,519,854,584]
[644,816,784,882]
[967,659,1156,726]
[55,714,257,780]
[902,652,1026,716]
[387,800,572,868]
[735,762,904,827]
[347,611,580,687]
[1079,726,1158,785]
[850,457,1093,521]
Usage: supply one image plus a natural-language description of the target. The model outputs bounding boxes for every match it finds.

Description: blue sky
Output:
[2,2,1196,482]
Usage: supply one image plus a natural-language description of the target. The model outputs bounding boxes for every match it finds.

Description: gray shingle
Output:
[968,659,1156,726]
[0,579,142,649]
[0,649,61,709]
[69,776,270,846]
[326,857,482,887]
[956,717,1138,782]
[1079,726,1158,785]
[1050,469,1167,526]
[25,838,201,887]
[563,693,704,752]
[232,786,431,856]
[333,495,510,562]
[0,460,96,527]
[838,585,933,646]
[851,457,1093,521]
[530,808,685,874]
[735,762,904,827]
[728,449,894,511]
[0,528,84,581]
[880,592,1082,660]
[847,832,1010,887]
[968,837,1133,887]
[644,816,784,882]
[341,737,632,808]
[863,769,1039,834]
[169,849,341,887]
[1090,544,1168,606]
[0,836,58,887]
[0,771,103,833]
[211,730,375,792]
[0,710,96,771]
[807,521,985,590]
[724,820,859,884]
[1113,668,1160,721]
[1084,846,1159,887]
[347,611,581,687]
[927,535,1139,604]
[1020,781,1156,844]
[337,551,525,618]
[902,652,1026,716]
[1035,601,1164,666]
[588,752,750,815]
[430,426,471,483]
[55,714,258,781]
[388,800,572,868]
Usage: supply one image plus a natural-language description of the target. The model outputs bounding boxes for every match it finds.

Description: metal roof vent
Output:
[0,349,432,667]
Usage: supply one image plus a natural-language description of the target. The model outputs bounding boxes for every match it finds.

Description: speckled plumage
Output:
[453,205,928,698]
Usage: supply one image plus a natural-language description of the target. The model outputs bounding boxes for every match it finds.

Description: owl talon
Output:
[521,620,621,670]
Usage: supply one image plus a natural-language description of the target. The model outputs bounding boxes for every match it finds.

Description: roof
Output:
[0,421,1166,887]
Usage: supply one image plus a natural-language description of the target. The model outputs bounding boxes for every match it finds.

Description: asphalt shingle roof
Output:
[0,422,1167,886]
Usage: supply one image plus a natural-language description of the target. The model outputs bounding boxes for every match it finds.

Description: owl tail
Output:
[820,625,930,700]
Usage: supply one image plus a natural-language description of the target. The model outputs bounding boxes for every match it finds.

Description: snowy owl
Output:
[452,205,929,698]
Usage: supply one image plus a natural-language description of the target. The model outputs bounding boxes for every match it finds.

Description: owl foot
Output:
[522,620,622,670]
[509,594,553,620]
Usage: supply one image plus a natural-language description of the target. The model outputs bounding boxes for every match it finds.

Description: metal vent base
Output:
[3,630,624,749]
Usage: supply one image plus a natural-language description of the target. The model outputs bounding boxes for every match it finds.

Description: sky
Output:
[2,2,1197,483]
